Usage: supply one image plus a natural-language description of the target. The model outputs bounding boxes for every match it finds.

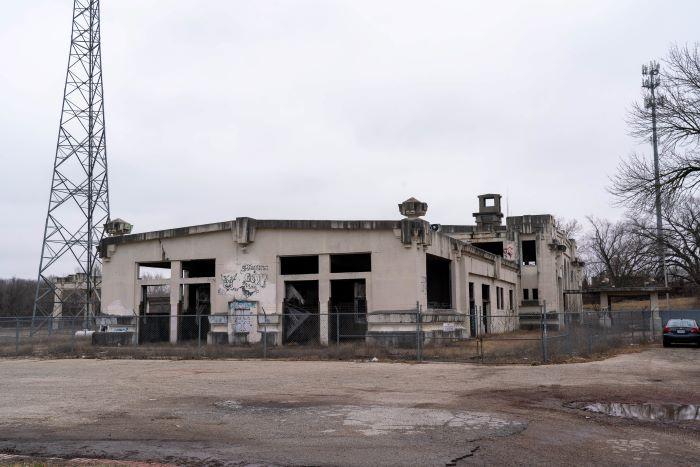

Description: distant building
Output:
[99,195,582,345]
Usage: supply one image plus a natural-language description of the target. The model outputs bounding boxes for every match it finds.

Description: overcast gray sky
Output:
[1,0,699,278]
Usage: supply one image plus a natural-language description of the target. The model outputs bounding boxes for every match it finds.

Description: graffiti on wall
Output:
[218,264,270,299]
[503,243,516,261]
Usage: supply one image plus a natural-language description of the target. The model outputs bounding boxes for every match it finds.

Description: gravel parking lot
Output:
[0,348,698,466]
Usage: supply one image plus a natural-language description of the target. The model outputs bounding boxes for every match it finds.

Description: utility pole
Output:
[32,0,110,331]
[642,61,669,308]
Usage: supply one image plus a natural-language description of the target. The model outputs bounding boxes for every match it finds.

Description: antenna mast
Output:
[32,0,110,329]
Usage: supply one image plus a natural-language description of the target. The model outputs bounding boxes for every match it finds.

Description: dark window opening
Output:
[481,284,490,333]
[426,254,452,309]
[138,284,170,343]
[138,262,171,280]
[523,289,529,300]
[280,255,319,275]
[522,240,536,265]
[474,241,503,257]
[468,282,476,337]
[532,288,539,300]
[509,289,514,310]
[330,253,371,273]
[180,284,211,341]
[283,280,320,344]
[329,279,367,342]
[182,259,215,278]
[496,286,502,309]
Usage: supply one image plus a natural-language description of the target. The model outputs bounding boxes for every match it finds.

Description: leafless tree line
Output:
[610,44,700,212]
[583,43,700,290]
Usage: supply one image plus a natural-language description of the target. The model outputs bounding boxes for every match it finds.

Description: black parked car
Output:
[662,319,700,347]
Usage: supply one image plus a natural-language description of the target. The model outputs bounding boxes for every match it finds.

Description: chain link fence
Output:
[0,308,666,363]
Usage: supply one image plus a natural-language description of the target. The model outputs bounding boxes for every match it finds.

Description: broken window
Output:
[280,255,319,275]
[181,259,215,278]
[426,254,452,309]
[330,253,371,273]
[522,240,536,265]
[283,280,320,344]
[138,262,171,280]
[473,241,503,257]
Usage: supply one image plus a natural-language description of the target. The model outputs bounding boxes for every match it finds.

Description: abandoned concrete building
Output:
[99,195,583,345]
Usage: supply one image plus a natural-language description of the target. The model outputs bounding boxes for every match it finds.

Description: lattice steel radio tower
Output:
[33,0,110,328]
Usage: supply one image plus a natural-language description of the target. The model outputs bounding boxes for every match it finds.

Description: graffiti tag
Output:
[218,264,270,298]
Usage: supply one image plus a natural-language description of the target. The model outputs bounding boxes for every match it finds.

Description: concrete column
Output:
[318,255,330,346]
[169,261,182,344]
[599,292,609,311]
[650,292,659,312]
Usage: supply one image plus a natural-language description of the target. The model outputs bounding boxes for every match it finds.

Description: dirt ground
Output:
[0,347,698,466]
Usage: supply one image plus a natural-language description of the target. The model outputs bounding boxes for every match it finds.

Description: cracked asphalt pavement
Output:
[0,348,698,465]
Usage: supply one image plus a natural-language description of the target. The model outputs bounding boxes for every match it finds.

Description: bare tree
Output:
[611,44,700,211]
[581,217,655,287]
[629,195,700,286]
[555,217,583,240]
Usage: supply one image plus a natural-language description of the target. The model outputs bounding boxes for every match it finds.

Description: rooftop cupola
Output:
[399,197,428,219]
[473,194,503,231]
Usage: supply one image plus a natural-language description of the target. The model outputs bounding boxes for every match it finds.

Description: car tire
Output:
[662,339,670,348]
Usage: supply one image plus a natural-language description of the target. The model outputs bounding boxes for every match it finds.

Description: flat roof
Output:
[99,217,520,270]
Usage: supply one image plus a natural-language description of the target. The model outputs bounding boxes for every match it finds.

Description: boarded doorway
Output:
[329,279,367,342]
[283,280,319,344]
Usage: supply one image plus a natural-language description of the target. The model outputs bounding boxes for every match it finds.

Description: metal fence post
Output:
[71,316,76,354]
[197,313,202,357]
[336,310,340,350]
[565,311,573,357]
[478,306,484,363]
[15,318,20,355]
[541,301,548,364]
[586,311,593,355]
[415,302,422,362]
[262,308,267,360]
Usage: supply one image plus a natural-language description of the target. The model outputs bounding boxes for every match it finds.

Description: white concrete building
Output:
[99,197,521,345]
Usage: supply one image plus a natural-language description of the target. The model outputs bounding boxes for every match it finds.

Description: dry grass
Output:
[0,325,659,365]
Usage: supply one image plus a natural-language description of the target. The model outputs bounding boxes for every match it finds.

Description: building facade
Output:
[98,195,582,345]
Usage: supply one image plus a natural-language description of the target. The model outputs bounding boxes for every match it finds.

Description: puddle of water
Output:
[585,402,700,421]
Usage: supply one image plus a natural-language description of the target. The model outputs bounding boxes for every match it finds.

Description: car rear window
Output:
[667,319,696,327]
